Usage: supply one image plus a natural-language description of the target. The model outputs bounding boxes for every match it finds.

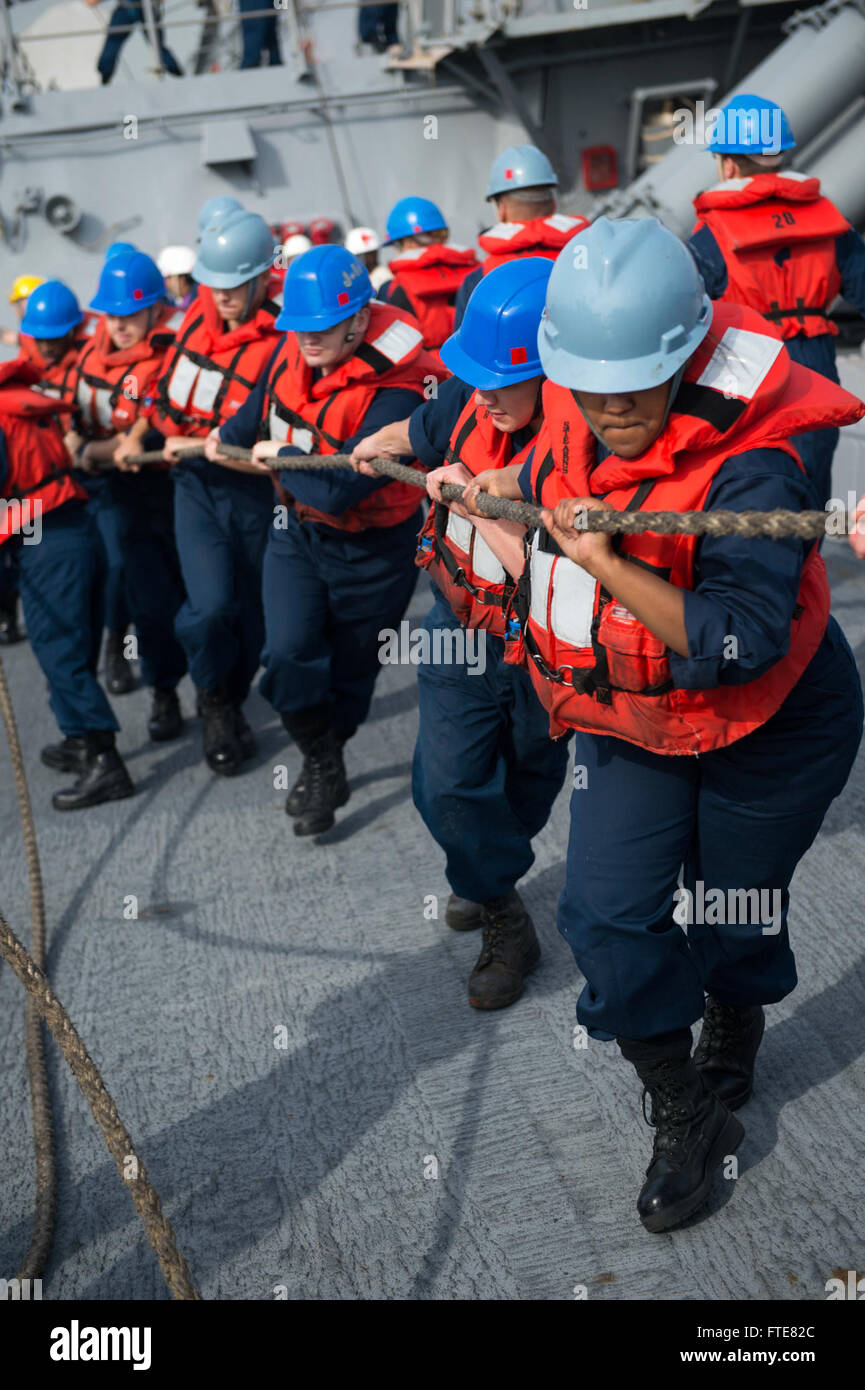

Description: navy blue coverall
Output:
[517,444,863,1041]
[238,0,282,69]
[76,471,130,634]
[0,435,117,737]
[219,350,422,740]
[406,377,572,905]
[96,3,182,83]
[689,224,865,507]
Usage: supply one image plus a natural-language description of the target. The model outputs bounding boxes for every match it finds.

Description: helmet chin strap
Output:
[573,364,687,452]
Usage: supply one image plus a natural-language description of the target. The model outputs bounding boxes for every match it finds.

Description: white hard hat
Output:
[157,244,197,277]
[282,234,313,260]
[344,226,380,256]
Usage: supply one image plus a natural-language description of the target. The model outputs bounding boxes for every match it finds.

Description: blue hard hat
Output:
[384,196,448,246]
[90,249,165,316]
[276,245,373,332]
[198,195,243,237]
[486,145,558,200]
[194,208,275,290]
[20,279,83,339]
[105,241,138,260]
[440,257,552,390]
[538,217,712,394]
[707,93,795,155]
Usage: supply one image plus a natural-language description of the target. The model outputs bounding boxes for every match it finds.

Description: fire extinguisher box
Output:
[581,146,619,192]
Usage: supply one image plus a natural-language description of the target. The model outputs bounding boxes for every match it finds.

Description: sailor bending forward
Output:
[207,244,443,837]
[466,217,864,1232]
[354,257,571,1010]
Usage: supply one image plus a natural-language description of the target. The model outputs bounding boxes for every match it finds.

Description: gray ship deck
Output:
[1,549,864,1302]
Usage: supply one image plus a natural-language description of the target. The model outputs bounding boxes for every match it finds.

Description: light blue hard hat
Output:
[538,217,712,394]
[707,93,795,156]
[440,257,552,390]
[20,279,83,339]
[276,244,373,332]
[197,195,243,237]
[384,196,448,246]
[486,145,558,200]
[194,209,276,289]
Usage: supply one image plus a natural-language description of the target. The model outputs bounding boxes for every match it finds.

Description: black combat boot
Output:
[291,730,349,836]
[148,688,184,742]
[41,736,89,772]
[0,591,22,645]
[618,1029,744,1233]
[198,685,242,775]
[445,894,484,931]
[234,706,257,762]
[468,890,540,1010]
[52,731,134,811]
[104,628,135,695]
[694,998,765,1111]
[281,706,348,826]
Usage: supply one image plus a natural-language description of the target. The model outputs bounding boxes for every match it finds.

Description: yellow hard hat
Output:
[9,274,44,304]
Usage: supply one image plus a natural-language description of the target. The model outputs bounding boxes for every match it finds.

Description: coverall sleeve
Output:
[669,447,814,689]
[687,225,728,300]
[453,266,483,330]
[407,374,474,470]
[277,386,427,515]
[836,227,865,317]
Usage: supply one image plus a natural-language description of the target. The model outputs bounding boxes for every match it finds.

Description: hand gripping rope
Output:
[114,444,842,540]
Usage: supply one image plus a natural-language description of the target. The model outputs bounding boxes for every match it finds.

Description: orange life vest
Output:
[260,300,440,532]
[477,214,590,275]
[152,286,281,437]
[415,395,535,636]
[386,244,480,351]
[0,360,85,545]
[510,304,864,755]
[692,173,849,339]
[21,311,98,378]
[73,310,175,440]
[37,319,98,412]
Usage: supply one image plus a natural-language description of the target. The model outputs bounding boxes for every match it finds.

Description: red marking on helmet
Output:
[410,223,422,233]
[504,168,514,180]
[133,288,143,300]
[337,291,349,305]
[510,346,528,364]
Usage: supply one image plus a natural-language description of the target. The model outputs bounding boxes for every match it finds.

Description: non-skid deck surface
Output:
[1,552,864,1301]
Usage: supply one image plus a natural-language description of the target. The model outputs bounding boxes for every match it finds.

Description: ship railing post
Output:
[140,0,165,78]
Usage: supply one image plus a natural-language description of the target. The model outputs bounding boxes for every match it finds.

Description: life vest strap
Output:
[10,466,76,500]
[766,298,830,324]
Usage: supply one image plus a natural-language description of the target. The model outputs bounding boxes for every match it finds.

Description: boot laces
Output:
[205,702,235,743]
[699,999,752,1056]
[641,1064,694,1155]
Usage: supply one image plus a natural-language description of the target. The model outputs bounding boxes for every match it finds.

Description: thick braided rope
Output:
[0,913,201,1300]
[0,655,55,1282]
[116,445,838,540]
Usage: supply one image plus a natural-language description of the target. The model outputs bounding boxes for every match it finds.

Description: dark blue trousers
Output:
[77,471,130,634]
[17,503,118,737]
[105,470,187,691]
[173,461,274,704]
[558,619,863,1041]
[238,0,281,68]
[97,4,182,81]
[0,535,21,602]
[413,591,572,903]
[259,507,420,739]
[786,333,841,509]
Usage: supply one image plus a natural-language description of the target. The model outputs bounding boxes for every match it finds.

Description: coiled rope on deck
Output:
[114,444,842,541]
[0,656,200,1300]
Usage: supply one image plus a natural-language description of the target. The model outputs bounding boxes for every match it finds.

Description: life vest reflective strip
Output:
[73,322,175,438]
[260,302,441,532]
[0,383,85,543]
[477,214,590,275]
[509,305,864,755]
[415,396,527,636]
[386,245,480,350]
[154,296,280,435]
[693,174,849,340]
